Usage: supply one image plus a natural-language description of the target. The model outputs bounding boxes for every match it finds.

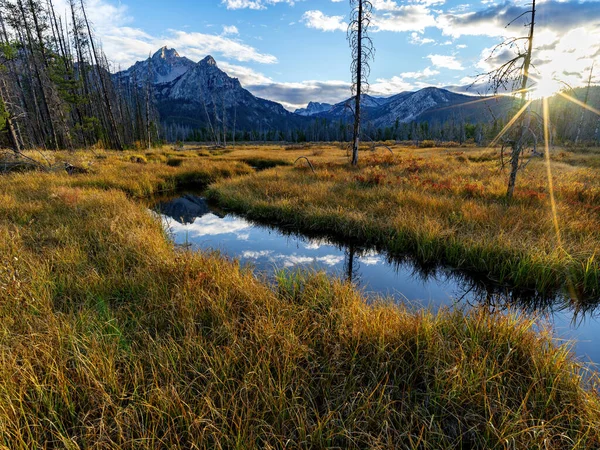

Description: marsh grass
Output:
[0,147,599,448]
[209,145,600,300]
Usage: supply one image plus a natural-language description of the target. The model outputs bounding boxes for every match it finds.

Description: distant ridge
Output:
[116,47,517,133]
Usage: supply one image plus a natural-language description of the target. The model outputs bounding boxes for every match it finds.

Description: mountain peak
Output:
[200,55,217,66]
[294,101,333,116]
[118,46,194,85]
[153,46,179,60]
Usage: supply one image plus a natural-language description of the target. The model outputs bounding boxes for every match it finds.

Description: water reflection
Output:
[154,194,600,365]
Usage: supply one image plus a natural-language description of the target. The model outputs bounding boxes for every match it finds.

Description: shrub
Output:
[166,158,184,167]
[354,166,386,186]
[419,140,436,148]
[463,182,484,198]
[129,154,147,164]
[444,141,462,148]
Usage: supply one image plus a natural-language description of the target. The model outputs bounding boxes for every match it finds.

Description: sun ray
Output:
[543,98,580,302]
[429,94,508,113]
[556,91,600,117]
[486,99,533,149]
[542,97,561,248]
[526,71,600,115]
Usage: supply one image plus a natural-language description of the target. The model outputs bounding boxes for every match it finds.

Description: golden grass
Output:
[209,144,600,299]
[0,147,599,448]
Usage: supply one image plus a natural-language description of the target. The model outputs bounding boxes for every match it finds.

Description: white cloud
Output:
[401,67,440,79]
[371,77,414,95]
[222,0,264,9]
[165,31,277,64]
[370,76,433,96]
[222,25,239,35]
[358,255,382,265]
[221,0,300,10]
[52,0,277,69]
[427,54,464,70]
[302,2,437,34]
[437,0,600,38]
[372,5,437,33]
[473,26,600,95]
[242,250,274,258]
[247,78,352,110]
[219,62,274,86]
[165,214,252,238]
[316,255,345,266]
[371,0,403,10]
[301,10,347,32]
[409,32,436,45]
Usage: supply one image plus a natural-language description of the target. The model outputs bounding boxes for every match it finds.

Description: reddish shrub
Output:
[463,183,484,198]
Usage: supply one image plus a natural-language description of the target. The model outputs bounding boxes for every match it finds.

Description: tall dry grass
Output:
[0,148,598,448]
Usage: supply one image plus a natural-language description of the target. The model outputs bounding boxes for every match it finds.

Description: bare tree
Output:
[347,0,373,166]
[79,0,122,150]
[480,0,537,200]
[221,92,226,147]
[575,63,594,145]
[146,52,152,150]
[200,88,217,146]
[0,0,156,151]
[232,103,236,148]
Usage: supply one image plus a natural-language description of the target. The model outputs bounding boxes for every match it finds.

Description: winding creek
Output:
[154,193,600,367]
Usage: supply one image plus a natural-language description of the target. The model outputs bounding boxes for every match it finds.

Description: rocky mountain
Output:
[115,47,306,132]
[156,194,211,225]
[303,88,514,128]
[294,102,333,117]
[312,94,403,119]
[119,47,196,84]
[116,46,517,136]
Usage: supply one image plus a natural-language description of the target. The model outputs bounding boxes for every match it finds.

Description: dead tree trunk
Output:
[506,0,535,200]
[575,63,594,145]
[146,53,152,150]
[351,1,362,166]
[0,79,22,153]
[348,0,373,167]
[80,0,122,149]
[17,0,59,149]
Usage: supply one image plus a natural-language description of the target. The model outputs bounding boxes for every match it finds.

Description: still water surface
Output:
[155,194,600,366]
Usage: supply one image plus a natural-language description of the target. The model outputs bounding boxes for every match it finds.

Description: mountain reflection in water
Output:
[154,194,600,366]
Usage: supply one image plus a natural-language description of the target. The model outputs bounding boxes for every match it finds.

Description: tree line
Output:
[170,97,598,147]
[0,0,158,153]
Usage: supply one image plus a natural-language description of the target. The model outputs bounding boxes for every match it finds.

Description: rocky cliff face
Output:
[118,46,196,84]
[115,48,304,131]
[294,102,333,116]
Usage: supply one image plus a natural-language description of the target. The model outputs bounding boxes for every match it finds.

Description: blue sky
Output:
[60,0,600,109]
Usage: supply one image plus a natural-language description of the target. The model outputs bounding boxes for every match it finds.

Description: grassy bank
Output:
[208,144,600,300]
[1,148,599,448]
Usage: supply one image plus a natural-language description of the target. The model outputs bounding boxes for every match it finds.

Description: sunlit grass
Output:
[0,147,599,447]
[210,144,600,299]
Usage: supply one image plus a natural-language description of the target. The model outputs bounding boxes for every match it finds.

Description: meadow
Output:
[1,145,599,448]
[209,142,600,302]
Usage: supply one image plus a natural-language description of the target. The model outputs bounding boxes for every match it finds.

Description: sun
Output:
[530,75,563,99]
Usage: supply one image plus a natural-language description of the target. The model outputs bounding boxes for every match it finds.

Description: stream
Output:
[154,193,600,366]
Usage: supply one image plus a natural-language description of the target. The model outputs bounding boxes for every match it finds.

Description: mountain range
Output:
[115,47,515,133]
[293,89,515,129]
